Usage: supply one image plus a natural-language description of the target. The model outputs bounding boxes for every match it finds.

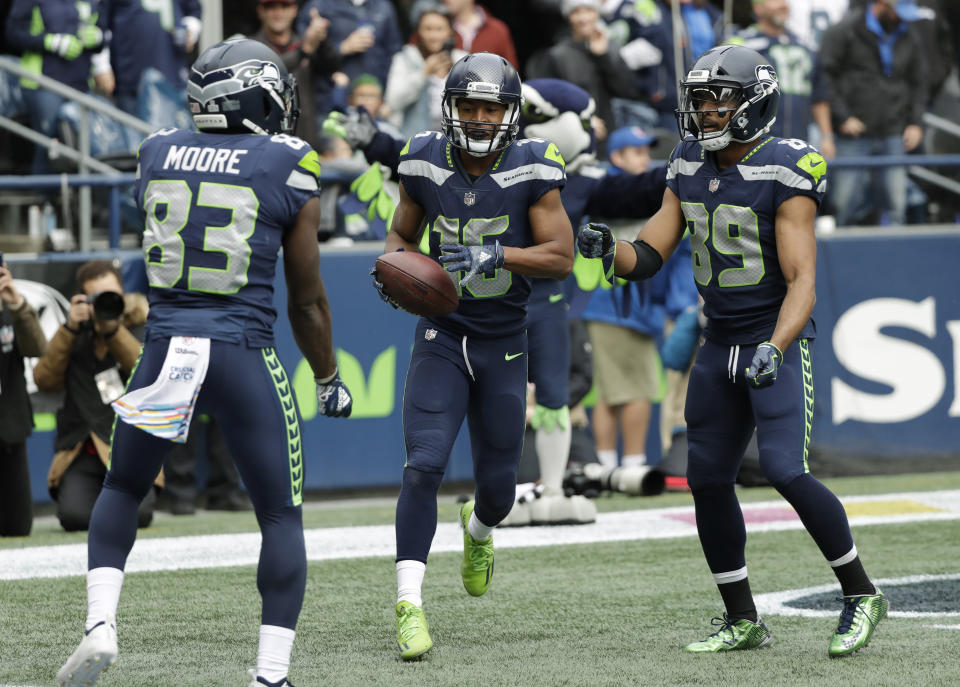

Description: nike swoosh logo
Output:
[548,293,564,303]
[505,352,524,361]
[809,160,823,167]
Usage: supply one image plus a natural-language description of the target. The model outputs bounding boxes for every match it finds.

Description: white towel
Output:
[112,336,210,443]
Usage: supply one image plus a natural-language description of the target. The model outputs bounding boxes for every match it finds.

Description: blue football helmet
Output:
[676,45,780,151]
[187,38,299,136]
[441,52,523,156]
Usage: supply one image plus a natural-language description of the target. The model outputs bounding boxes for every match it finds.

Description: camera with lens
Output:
[441,38,455,54]
[85,291,125,322]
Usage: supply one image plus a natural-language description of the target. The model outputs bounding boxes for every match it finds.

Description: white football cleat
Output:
[56,615,118,687]
[247,668,296,686]
[529,494,597,525]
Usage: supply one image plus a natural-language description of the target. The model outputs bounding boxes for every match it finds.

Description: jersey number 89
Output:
[682,202,765,288]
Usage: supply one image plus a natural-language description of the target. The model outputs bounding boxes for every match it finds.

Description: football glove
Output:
[322,106,378,149]
[44,33,83,60]
[77,24,104,50]
[577,222,615,259]
[370,248,401,309]
[316,368,353,417]
[439,241,504,287]
[745,342,782,388]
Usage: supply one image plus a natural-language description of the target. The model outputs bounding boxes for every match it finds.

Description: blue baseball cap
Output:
[890,0,923,22]
[607,126,657,153]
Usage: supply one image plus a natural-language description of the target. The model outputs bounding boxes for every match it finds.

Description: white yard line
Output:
[3,490,958,582]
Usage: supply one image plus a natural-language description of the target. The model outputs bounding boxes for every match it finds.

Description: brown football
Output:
[375,250,459,317]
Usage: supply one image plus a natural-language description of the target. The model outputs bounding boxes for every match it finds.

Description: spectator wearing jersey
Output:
[104,0,200,118]
[5,0,112,173]
[442,0,518,68]
[819,0,927,226]
[295,0,403,121]
[384,5,467,139]
[725,0,835,156]
[250,0,340,150]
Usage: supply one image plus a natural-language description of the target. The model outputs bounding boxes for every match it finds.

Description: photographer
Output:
[33,259,160,532]
[384,5,466,139]
[1,254,48,537]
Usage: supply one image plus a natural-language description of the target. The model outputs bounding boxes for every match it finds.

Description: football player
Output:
[577,45,887,657]
[56,39,352,687]
[372,52,574,659]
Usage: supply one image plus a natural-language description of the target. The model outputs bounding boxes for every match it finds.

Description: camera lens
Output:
[90,291,125,320]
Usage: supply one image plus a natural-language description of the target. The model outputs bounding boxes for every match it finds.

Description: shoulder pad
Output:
[399,131,445,160]
[515,137,566,169]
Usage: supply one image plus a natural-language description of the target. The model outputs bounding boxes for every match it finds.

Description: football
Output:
[375,250,459,317]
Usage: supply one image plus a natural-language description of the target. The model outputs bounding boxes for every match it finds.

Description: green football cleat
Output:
[828,588,888,657]
[684,615,773,653]
[396,601,433,660]
[459,499,494,596]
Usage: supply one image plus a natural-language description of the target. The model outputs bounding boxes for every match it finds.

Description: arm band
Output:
[623,240,664,281]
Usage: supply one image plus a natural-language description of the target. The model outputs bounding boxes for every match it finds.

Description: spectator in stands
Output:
[104,0,200,120]
[5,0,112,174]
[442,0,518,68]
[527,0,640,146]
[580,126,699,469]
[0,255,47,537]
[250,0,340,150]
[725,0,836,156]
[161,418,250,515]
[786,0,849,48]
[33,259,159,532]
[295,0,403,123]
[820,0,928,227]
[384,4,467,139]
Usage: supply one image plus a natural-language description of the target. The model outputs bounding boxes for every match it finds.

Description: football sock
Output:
[716,575,758,623]
[85,566,124,632]
[829,547,876,597]
[395,466,443,563]
[535,422,571,497]
[597,449,618,469]
[257,625,295,685]
[776,474,855,561]
[396,559,426,607]
[468,511,493,541]
[691,483,746,575]
[622,453,647,468]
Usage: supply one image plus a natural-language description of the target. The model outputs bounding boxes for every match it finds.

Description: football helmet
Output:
[676,45,779,152]
[441,52,523,156]
[187,38,299,136]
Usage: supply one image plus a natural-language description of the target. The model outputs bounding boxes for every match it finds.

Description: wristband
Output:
[316,367,339,384]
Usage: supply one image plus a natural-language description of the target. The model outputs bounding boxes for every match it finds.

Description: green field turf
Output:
[2,471,958,686]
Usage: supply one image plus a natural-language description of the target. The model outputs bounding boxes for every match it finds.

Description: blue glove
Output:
[316,368,353,417]
[370,248,401,309]
[745,342,782,388]
[660,307,701,371]
[439,241,504,287]
[577,223,615,259]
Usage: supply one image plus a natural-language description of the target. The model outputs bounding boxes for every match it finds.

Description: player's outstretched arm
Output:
[283,197,338,379]
[505,187,573,280]
[577,187,685,282]
[768,194,818,353]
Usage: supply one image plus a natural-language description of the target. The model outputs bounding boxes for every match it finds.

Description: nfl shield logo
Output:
[425,328,437,341]
[464,192,476,206]
[708,178,720,193]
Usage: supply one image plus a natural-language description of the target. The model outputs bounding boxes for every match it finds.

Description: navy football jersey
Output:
[666,136,826,344]
[134,128,321,346]
[398,132,566,337]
